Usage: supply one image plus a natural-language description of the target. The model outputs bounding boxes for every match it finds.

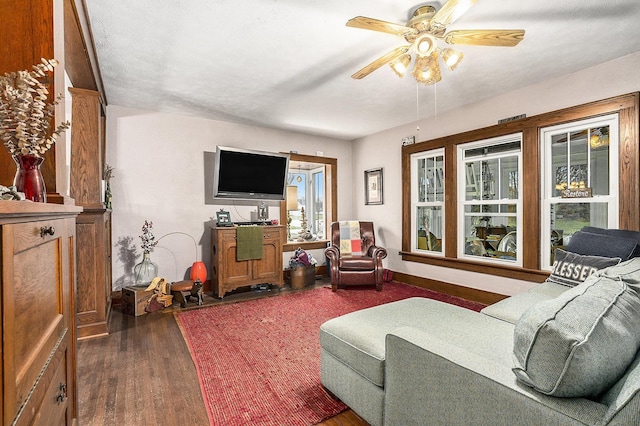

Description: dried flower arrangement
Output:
[0,58,70,157]
[103,163,115,182]
[139,220,158,254]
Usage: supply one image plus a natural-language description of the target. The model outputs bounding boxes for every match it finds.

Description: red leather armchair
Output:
[324,221,388,292]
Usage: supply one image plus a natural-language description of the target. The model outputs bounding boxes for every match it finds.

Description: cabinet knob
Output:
[40,226,55,238]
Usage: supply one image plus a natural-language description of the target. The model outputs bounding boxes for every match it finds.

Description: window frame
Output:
[457,134,523,267]
[401,93,639,282]
[411,148,446,255]
[280,153,337,252]
[540,114,620,269]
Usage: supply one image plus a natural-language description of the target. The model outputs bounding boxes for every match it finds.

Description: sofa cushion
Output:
[566,230,637,260]
[339,255,375,271]
[546,248,621,287]
[481,282,569,324]
[320,297,510,388]
[512,274,640,397]
[596,256,640,292]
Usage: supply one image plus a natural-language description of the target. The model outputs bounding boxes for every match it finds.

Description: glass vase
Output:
[13,154,46,202]
[133,252,158,287]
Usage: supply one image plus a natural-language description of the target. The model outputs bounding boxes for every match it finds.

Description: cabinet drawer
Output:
[11,218,68,254]
[13,336,70,426]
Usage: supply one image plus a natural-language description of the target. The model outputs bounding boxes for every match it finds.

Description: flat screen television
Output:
[213,145,290,201]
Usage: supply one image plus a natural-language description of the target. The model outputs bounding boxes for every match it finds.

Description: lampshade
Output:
[190,261,207,282]
[441,48,464,71]
[390,54,411,78]
[286,185,298,211]
[413,52,441,85]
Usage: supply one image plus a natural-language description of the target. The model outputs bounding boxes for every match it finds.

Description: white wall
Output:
[352,52,640,296]
[105,108,352,290]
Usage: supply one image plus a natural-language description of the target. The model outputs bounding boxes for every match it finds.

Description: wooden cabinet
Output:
[0,201,81,425]
[69,87,113,339]
[76,209,112,339]
[211,226,285,298]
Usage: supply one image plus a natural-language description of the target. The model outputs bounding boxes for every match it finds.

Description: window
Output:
[411,149,445,254]
[312,168,325,238]
[541,114,619,268]
[280,153,337,251]
[287,166,325,241]
[458,134,522,265]
[401,93,638,281]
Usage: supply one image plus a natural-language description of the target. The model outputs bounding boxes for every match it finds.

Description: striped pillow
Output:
[513,273,640,397]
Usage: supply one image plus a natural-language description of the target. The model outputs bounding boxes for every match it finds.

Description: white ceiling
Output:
[84,0,640,141]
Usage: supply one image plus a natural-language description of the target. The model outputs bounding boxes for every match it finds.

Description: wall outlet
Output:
[316,151,324,156]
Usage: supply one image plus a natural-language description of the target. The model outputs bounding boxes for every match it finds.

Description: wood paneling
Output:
[0,0,57,193]
[63,0,98,90]
[69,88,103,208]
[76,210,112,339]
[68,87,112,339]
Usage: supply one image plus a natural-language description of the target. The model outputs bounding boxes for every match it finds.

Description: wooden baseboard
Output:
[391,271,508,305]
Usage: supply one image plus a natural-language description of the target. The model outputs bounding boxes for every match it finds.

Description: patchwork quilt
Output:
[339,221,362,256]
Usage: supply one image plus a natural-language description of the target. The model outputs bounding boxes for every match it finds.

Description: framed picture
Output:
[216,210,232,226]
[365,168,383,205]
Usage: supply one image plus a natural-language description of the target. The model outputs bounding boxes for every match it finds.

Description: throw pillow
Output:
[581,226,640,253]
[512,274,640,397]
[566,231,638,260]
[546,248,621,287]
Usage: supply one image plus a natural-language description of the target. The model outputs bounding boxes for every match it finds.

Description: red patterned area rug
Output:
[175,282,485,425]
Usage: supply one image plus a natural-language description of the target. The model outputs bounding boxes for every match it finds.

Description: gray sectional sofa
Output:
[320,228,640,425]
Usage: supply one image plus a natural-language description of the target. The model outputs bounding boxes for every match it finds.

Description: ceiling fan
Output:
[347,0,525,85]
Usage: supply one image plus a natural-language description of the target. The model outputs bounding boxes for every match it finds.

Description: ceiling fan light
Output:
[441,48,464,71]
[414,34,435,56]
[412,53,441,85]
[390,54,411,78]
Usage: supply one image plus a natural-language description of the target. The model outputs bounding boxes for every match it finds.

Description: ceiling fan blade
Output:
[352,46,410,79]
[430,0,478,33]
[347,16,417,37]
[444,29,525,47]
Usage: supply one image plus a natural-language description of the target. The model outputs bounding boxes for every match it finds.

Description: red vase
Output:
[13,154,47,202]
[190,261,207,283]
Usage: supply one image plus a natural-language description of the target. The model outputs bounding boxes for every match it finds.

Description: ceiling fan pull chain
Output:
[434,81,438,120]
[416,82,420,132]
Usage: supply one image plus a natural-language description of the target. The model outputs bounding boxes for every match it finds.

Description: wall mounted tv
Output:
[213,145,290,201]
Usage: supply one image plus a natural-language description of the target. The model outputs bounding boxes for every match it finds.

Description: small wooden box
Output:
[122,286,154,316]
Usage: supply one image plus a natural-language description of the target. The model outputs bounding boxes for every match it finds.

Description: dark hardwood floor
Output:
[77,282,368,425]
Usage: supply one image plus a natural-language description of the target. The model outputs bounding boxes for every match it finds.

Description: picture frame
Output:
[365,167,383,205]
[216,210,232,226]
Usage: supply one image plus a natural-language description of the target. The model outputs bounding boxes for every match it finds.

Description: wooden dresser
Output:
[211,226,285,298]
[0,201,82,425]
